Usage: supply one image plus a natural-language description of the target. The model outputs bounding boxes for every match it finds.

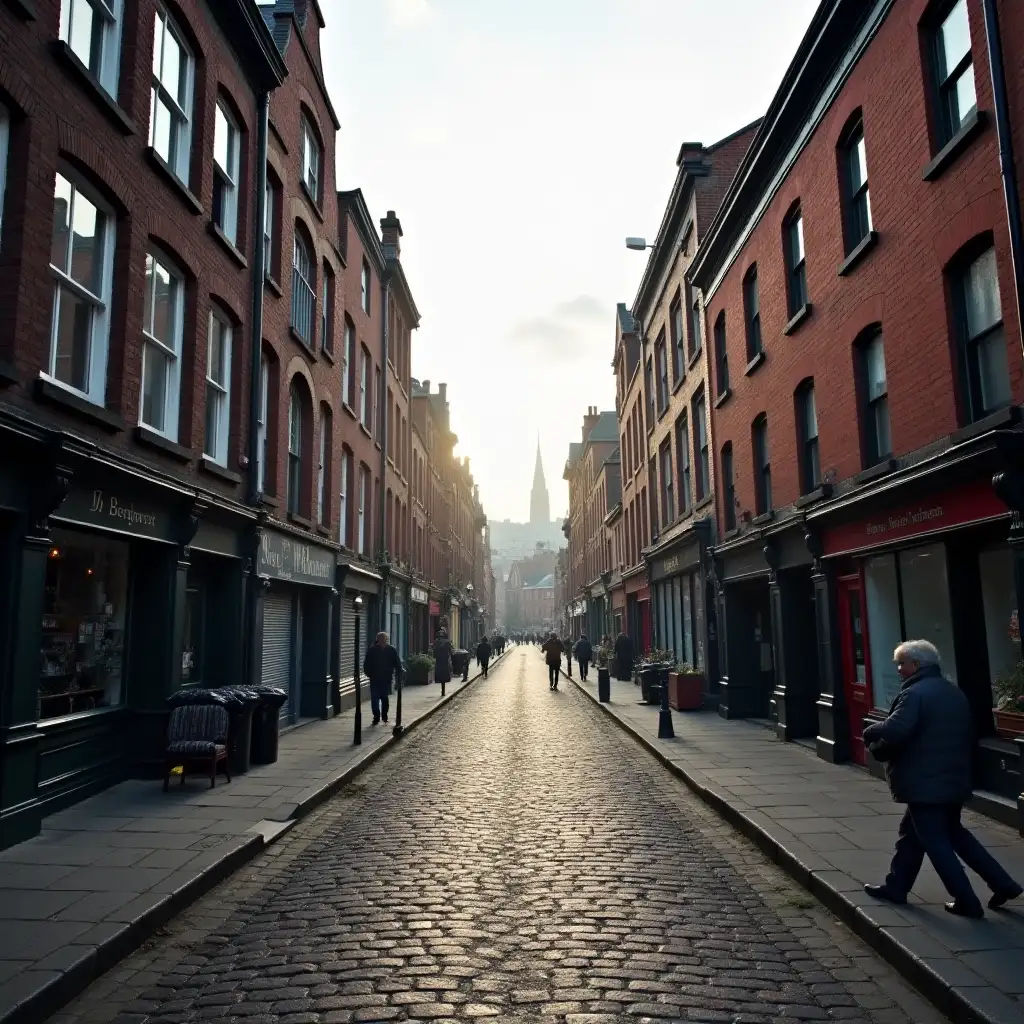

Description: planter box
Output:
[637,664,671,704]
[668,672,704,711]
[995,709,1024,739]
[407,665,434,686]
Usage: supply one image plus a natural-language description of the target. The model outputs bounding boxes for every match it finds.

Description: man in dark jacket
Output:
[476,636,492,677]
[363,631,403,726]
[540,633,564,690]
[614,632,634,681]
[574,634,593,680]
[562,636,573,678]
[863,640,1021,917]
[432,629,453,686]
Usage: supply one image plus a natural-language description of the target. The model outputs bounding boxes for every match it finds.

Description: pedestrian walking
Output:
[863,639,1022,918]
[432,628,453,688]
[540,632,564,690]
[363,631,403,726]
[574,633,593,681]
[476,635,492,677]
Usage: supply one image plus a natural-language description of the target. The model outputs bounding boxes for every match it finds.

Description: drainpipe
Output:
[379,273,391,632]
[982,0,1024,356]
[247,92,270,505]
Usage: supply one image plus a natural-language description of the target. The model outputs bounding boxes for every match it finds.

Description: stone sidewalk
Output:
[569,667,1024,1024]
[0,649,507,1024]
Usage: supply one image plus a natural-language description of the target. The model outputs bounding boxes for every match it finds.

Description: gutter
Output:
[982,0,1024,358]
[379,272,391,631]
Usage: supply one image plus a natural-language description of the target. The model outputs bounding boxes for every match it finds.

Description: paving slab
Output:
[0,650,506,1024]
[571,669,1024,1024]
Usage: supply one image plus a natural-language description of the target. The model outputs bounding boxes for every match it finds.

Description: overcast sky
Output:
[323,0,820,522]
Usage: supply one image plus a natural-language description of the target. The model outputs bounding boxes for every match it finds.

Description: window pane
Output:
[977,325,1012,411]
[850,134,868,193]
[214,104,232,175]
[939,0,971,82]
[964,248,1002,338]
[51,174,73,271]
[865,335,887,398]
[208,317,228,385]
[68,190,105,293]
[146,256,177,347]
[151,92,173,164]
[160,23,183,102]
[142,345,168,430]
[289,392,301,453]
[791,214,805,264]
[954,67,977,123]
[900,543,957,683]
[68,0,98,74]
[864,554,902,709]
[204,383,221,457]
[53,285,92,391]
[874,395,892,457]
[803,387,818,440]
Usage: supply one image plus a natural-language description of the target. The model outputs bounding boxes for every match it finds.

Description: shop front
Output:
[255,527,336,726]
[333,560,381,713]
[647,521,716,696]
[623,565,651,654]
[409,585,430,654]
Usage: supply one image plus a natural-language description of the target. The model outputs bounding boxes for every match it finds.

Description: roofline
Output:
[218,0,288,90]
[386,258,422,327]
[338,189,387,274]
[273,7,341,129]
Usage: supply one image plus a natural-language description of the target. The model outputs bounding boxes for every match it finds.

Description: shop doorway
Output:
[837,575,871,765]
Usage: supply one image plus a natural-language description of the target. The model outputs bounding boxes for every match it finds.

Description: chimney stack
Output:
[422,379,430,392]
[583,406,600,442]
[380,210,403,258]
[439,382,447,404]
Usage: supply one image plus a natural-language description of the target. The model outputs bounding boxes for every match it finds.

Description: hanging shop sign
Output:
[411,586,429,605]
[258,529,335,587]
[429,600,441,615]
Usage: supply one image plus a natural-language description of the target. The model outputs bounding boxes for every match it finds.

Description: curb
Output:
[7,650,506,1024]
[571,676,1012,1024]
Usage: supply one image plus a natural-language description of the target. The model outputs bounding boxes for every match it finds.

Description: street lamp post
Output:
[353,594,363,745]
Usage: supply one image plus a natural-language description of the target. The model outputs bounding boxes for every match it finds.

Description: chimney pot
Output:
[380,210,403,259]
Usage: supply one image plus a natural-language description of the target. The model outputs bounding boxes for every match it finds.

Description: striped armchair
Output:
[163,703,231,791]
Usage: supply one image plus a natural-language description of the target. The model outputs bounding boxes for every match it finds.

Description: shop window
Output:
[675,412,691,515]
[721,442,736,531]
[204,311,232,466]
[783,204,807,316]
[795,378,820,493]
[49,171,114,404]
[59,0,124,97]
[952,243,1011,422]
[864,543,957,711]
[839,116,873,253]
[141,249,184,439]
[40,529,128,719]
[752,413,771,515]
[743,264,761,360]
[980,546,1018,700]
[858,328,892,466]
[181,581,203,686]
[150,5,194,185]
[670,294,684,383]
[927,0,977,146]
[713,312,729,396]
[212,100,240,245]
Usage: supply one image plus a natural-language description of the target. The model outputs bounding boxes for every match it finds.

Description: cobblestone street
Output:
[50,649,944,1024]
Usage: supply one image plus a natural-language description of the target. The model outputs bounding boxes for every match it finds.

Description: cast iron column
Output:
[353,597,363,745]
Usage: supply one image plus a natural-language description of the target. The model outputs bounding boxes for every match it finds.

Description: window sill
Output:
[694,494,713,513]
[657,405,670,422]
[301,180,324,222]
[751,510,774,525]
[713,387,732,409]
[672,374,686,395]
[134,425,192,463]
[951,404,1020,444]
[290,326,315,355]
[783,303,813,336]
[321,347,335,365]
[145,148,202,215]
[259,492,280,509]
[360,423,372,440]
[922,109,987,182]
[854,458,896,485]
[341,401,357,420]
[35,377,124,432]
[199,457,242,484]
[208,222,247,268]
[687,349,702,371]
[52,42,135,136]
[287,512,312,529]
[5,0,36,20]
[723,527,740,541]
[837,230,878,277]
[794,483,833,509]
[744,350,766,376]
[316,523,331,538]
[265,275,283,298]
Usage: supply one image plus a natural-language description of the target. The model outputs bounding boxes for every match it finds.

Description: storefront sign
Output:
[823,481,1007,557]
[258,530,335,587]
[411,587,429,604]
[56,486,167,541]
[649,536,702,582]
[429,600,441,615]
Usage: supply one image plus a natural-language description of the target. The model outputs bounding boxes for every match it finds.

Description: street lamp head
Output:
[354,594,363,607]
[625,237,651,251]
[466,582,474,593]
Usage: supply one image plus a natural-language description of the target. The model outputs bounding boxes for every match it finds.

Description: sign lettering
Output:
[56,486,164,539]
[411,587,429,604]
[258,530,335,587]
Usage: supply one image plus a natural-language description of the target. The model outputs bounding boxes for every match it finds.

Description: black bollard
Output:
[392,674,404,738]
[658,667,675,739]
[598,666,611,703]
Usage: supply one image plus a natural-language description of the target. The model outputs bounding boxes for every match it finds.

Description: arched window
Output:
[291,227,315,347]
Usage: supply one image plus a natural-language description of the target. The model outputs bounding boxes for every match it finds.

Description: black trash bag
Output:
[166,688,226,708]
[254,686,287,709]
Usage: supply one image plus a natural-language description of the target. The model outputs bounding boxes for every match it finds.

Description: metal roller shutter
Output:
[262,588,293,723]
[337,594,360,703]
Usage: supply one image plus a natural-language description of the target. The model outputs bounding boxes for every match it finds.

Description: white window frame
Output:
[301,115,320,203]
[342,320,353,406]
[291,230,315,345]
[359,349,369,427]
[316,412,327,524]
[212,100,240,245]
[47,170,114,405]
[339,449,349,547]
[0,104,9,247]
[320,266,332,353]
[139,248,184,439]
[358,466,367,554]
[361,260,370,314]
[204,311,232,465]
[59,0,124,97]
[150,5,195,184]
[288,384,302,514]
[256,354,269,492]
[263,177,275,275]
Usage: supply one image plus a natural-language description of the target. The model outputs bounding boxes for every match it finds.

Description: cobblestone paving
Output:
[50,648,945,1024]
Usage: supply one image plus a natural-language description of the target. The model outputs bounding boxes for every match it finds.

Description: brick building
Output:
[691,0,1024,823]
[0,0,284,845]
[630,123,759,691]
[505,543,558,632]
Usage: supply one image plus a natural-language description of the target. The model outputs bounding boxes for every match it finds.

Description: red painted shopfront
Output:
[821,481,1012,764]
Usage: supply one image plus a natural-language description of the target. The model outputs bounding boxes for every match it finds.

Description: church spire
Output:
[530,438,550,526]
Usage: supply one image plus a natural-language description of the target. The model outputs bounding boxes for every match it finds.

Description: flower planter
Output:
[668,671,704,711]
[995,709,1024,739]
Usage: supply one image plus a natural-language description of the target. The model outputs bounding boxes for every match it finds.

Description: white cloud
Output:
[508,295,612,364]
[385,0,433,28]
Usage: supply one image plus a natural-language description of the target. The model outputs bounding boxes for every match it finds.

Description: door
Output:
[837,575,872,765]
[262,588,293,723]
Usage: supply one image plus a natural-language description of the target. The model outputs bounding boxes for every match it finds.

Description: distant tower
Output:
[530,437,550,526]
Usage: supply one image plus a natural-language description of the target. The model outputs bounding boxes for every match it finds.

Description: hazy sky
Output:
[323,0,819,521]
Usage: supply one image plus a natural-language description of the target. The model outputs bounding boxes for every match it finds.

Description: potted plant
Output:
[407,653,435,686]
[993,661,1024,738]
[668,662,704,711]
[636,648,674,704]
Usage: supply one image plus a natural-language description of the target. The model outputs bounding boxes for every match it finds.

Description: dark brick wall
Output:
[705,0,1023,536]
[0,0,264,501]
